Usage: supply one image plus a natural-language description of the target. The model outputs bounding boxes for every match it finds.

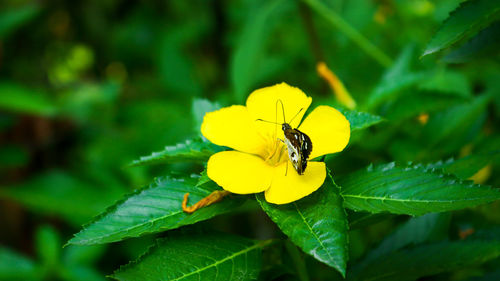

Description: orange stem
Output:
[182,190,231,214]
[316,61,356,109]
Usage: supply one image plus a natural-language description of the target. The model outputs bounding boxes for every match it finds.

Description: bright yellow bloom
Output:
[201,83,350,204]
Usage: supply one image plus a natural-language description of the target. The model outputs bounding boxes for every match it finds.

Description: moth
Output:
[280,122,312,175]
[257,100,313,175]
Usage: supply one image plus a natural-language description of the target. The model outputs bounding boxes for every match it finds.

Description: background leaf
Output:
[418,69,471,97]
[359,213,451,264]
[0,82,57,116]
[129,138,223,167]
[0,4,40,40]
[422,0,500,56]
[423,94,490,147]
[339,163,500,215]
[68,177,246,245]
[112,233,269,281]
[427,151,500,180]
[341,109,383,132]
[384,91,465,121]
[257,173,348,277]
[157,29,202,97]
[0,247,38,281]
[348,212,394,230]
[443,21,500,63]
[350,239,500,281]
[0,171,123,225]
[365,46,426,110]
[303,0,392,67]
[230,0,287,102]
[35,225,61,268]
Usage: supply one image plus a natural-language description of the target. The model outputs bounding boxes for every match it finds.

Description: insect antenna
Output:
[255,119,280,125]
[277,99,286,124]
[288,108,304,124]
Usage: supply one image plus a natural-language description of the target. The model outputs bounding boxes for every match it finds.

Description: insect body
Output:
[257,100,313,175]
[281,123,312,175]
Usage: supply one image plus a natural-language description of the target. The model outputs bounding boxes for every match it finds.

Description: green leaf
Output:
[427,150,500,180]
[303,0,393,67]
[384,91,465,121]
[257,173,348,277]
[129,138,223,167]
[0,4,40,39]
[111,234,269,281]
[418,69,471,97]
[231,0,286,102]
[348,212,393,230]
[35,225,61,267]
[0,247,38,280]
[191,98,221,133]
[58,82,120,122]
[196,169,211,187]
[340,109,384,132]
[350,240,500,281]
[365,46,426,110]
[62,245,106,266]
[157,30,202,96]
[422,0,500,57]
[468,270,500,281]
[284,241,310,281]
[339,163,500,215]
[0,82,57,116]
[443,21,500,63]
[0,171,123,225]
[62,266,107,281]
[0,144,29,168]
[423,94,490,146]
[361,213,451,263]
[68,177,246,245]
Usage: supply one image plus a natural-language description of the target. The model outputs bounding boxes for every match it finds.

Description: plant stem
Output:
[302,0,393,68]
[299,1,325,62]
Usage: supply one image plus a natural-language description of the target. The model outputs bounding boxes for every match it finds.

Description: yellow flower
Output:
[201,83,350,204]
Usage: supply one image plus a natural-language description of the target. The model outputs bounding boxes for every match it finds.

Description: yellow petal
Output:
[201,105,267,155]
[265,161,326,204]
[246,83,312,139]
[299,106,350,159]
[207,151,273,194]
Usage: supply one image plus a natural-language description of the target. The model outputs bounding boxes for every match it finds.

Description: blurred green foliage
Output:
[0,0,499,280]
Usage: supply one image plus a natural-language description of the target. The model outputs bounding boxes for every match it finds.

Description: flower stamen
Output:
[264,139,287,166]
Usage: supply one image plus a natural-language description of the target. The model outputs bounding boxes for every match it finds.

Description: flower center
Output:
[263,138,288,166]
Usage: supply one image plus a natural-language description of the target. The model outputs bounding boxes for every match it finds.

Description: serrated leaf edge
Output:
[422,0,500,56]
[341,162,500,214]
[129,138,220,167]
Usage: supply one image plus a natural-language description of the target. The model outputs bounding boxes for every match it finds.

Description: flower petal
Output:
[299,106,350,159]
[246,83,312,139]
[201,105,267,155]
[265,161,326,204]
[207,151,273,194]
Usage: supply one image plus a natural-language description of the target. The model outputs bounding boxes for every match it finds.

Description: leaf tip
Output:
[421,48,437,58]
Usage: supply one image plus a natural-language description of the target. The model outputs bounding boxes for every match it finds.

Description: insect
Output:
[257,100,313,175]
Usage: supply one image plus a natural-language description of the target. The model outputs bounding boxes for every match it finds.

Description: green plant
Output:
[1,0,499,280]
